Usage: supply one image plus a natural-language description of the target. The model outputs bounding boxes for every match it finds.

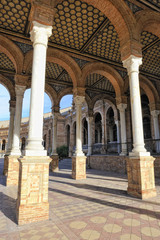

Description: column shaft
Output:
[25,21,52,156]
[87,117,93,156]
[6,105,15,154]
[123,56,148,156]
[51,112,58,155]
[11,85,26,155]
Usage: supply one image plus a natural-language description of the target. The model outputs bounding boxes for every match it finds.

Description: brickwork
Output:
[6,155,19,186]
[72,156,86,180]
[16,156,51,225]
[126,156,157,199]
[87,155,127,174]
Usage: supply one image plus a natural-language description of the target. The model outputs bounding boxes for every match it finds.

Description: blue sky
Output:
[0,84,73,121]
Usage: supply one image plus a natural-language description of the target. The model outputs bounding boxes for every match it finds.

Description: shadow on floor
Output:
[50,178,128,198]
[0,192,17,224]
[49,187,160,220]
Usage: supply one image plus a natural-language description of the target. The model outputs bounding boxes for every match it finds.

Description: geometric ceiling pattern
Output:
[141,31,160,76]
[147,0,160,8]
[141,43,160,76]
[51,0,106,50]
[0,52,15,72]
[86,73,115,93]
[0,0,30,34]
[45,62,72,84]
[85,22,120,62]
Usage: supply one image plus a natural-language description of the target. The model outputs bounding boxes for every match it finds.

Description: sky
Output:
[0,84,73,121]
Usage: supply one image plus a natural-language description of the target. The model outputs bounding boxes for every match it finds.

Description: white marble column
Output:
[117,103,127,155]
[115,120,121,154]
[151,110,160,153]
[123,55,149,156]
[5,101,15,155]
[25,21,52,156]
[74,96,85,156]
[10,85,26,155]
[51,111,59,155]
[87,116,93,156]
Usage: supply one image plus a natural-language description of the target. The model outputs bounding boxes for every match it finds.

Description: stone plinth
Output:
[72,156,86,180]
[126,156,156,199]
[3,155,9,176]
[50,155,59,172]
[6,155,20,186]
[16,156,51,225]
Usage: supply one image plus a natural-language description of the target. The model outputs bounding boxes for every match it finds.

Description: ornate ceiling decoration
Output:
[0,52,15,72]
[0,0,30,34]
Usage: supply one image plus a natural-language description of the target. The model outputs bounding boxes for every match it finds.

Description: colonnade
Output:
[1,1,160,226]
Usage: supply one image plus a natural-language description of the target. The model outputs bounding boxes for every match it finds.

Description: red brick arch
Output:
[82,62,124,101]
[24,49,82,88]
[45,83,58,106]
[136,10,160,39]
[0,74,15,100]
[140,75,159,106]
[0,36,24,74]
[82,0,139,58]
[57,87,73,107]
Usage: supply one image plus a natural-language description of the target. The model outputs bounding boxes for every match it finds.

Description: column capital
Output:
[15,85,26,96]
[14,74,29,86]
[117,103,127,112]
[151,110,160,118]
[74,95,85,106]
[52,105,60,114]
[123,55,142,75]
[115,120,120,125]
[30,21,52,47]
[73,87,86,97]
[87,108,94,118]
[87,116,93,124]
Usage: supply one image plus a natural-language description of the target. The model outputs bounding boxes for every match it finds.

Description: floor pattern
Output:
[1,158,160,239]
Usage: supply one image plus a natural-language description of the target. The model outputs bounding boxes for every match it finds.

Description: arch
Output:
[91,93,116,111]
[24,49,82,88]
[57,87,73,107]
[45,83,57,106]
[136,10,160,39]
[0,35,24,73]
[140,75,159,106]
[82,62,124,100]
[104,99,118,121]
[0,74,15,100]
[82,0,137,47]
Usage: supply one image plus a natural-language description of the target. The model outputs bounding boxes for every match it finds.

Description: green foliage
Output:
[56,145,68,159]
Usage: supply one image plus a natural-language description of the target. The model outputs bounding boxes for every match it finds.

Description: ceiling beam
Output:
[80,18,110,53]
[136,0,160,12]
[90,76,105,88]
[55,69,67,81]
[142,38,160,52]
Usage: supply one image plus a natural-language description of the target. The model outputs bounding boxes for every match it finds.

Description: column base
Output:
[72,155,86,180]
[6,155,20,186]
[3,154,9,176]
[50,155,59,172]
[126,156,157,199]
[16,156,51,225]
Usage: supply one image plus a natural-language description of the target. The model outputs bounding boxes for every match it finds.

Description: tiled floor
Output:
[1,158,160,239]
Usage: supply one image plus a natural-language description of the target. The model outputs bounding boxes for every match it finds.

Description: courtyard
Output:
[0,158,160,240]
